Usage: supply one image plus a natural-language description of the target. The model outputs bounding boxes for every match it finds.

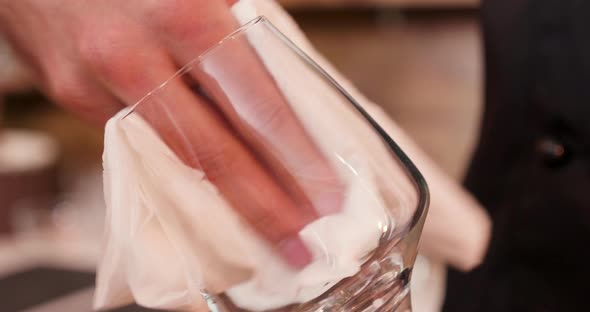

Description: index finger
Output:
[177,17,345,218]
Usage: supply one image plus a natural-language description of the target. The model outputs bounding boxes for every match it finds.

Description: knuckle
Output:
[195,142,240,181]
[77,25,136,83]
[147,1,201,37]
[46,71,106,120]
[268,222,302,245]
[147,0,230,49]
[253,100,292,133]
[145,0,186,18]
[47,70,83,105]
[255,207,306,244]
[251,213,280,240]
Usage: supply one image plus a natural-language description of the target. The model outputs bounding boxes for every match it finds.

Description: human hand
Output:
[0,0,343,268]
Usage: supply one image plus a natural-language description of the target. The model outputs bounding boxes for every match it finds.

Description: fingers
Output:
[76,3,345,269]
[52,77,124,127]
[41,59,124,126]
[139,79,316,268]
[199,35,344,215]
[144,1,238,65]
[163,6,344,217]
[84,29,316,267]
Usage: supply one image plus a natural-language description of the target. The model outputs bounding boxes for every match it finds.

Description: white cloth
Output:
[95,1,490,311]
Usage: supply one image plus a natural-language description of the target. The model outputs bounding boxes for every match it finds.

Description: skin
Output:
[0,0,344,268]
[0,0,493,278]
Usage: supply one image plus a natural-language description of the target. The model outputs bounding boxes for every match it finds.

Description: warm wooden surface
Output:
[293,9,483,179]
[280,0,479,9]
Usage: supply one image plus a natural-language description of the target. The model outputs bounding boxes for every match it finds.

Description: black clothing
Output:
[444,1,590,311]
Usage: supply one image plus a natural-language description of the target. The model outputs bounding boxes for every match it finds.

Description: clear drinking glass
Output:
[121,16,428,312]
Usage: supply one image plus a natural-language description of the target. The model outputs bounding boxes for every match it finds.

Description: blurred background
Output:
[0,0,481,311]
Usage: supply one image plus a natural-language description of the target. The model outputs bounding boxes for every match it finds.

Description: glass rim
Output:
[124,16,267,118]
[121,15,429,235]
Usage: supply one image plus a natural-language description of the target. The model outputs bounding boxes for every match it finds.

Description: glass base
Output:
[203,239,414,312]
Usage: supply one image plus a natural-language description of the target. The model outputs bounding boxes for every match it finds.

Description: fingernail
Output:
[278,236,311,269]
[314,192,343,216]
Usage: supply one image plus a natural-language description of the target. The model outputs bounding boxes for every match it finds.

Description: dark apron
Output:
[443,1,590,311]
